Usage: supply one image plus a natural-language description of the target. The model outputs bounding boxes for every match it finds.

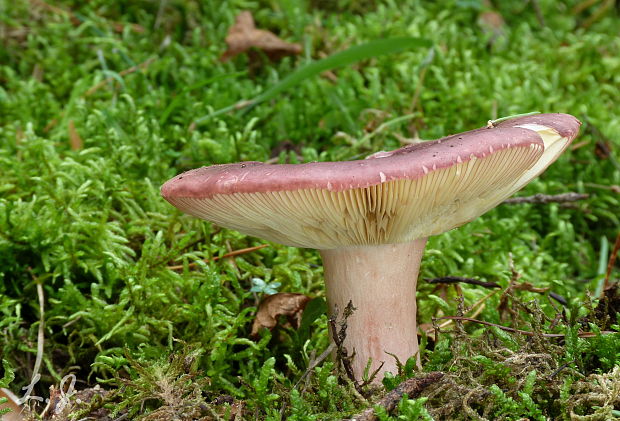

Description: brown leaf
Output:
[478,11,505,36]
[251,293,311,337]
[595,140,612,159]
[0,388,24,421]
[220,11,302,62]
[477,10,506,49]
[68,120,83,150]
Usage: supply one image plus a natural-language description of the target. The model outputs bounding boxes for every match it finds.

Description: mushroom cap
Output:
[162,113,580,249]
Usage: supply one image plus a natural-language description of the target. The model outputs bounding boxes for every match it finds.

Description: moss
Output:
[1,0,619,419]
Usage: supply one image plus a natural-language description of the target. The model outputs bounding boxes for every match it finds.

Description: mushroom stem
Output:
[320,238,427,381]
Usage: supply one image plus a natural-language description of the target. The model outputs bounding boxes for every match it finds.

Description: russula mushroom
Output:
[161,113,580,380]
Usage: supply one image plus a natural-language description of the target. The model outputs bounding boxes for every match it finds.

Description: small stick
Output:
[425,289,498,336]
[167,244,269,270]
[502,192,589,205]
[293,343,336,390]
[437,316,614,338]
[530,0,546,26]
[426,275,567,305]
[329,302,359,389]
[549,292,568,306]
[346,372,444,421]
[548,359,577,380]
[425,276,500,289]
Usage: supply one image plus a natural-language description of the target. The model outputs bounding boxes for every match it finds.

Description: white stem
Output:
[319,238,427,382]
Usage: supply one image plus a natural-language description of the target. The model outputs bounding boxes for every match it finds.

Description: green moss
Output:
[1,0,619,419]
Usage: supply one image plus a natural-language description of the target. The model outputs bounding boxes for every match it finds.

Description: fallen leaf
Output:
[595,140,612,159]
[478,10,505,34]
[220,11,302,62]
[477,10,505,49]
[251,293,311,337]
[0,388,24,421]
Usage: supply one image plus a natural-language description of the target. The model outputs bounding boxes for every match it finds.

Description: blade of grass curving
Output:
[594,235,609,297]
[193,37,432,126]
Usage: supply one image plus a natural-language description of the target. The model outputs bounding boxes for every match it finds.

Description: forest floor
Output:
[1,1,620,419]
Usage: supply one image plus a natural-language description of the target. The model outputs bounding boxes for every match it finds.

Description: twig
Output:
[346,372,444,421]
[603,231,620,292]
[84,57,156,96]
[292,343,336,390]
[582,183,620,193]
[360,361,385,388]
[548,359,577,380]
[572,0,599,15]
[425,289,498,336]
[425,276,500,289]
[437,316,615,338]
[166,244,269,271]
[425,276,567,306]
[502,192,589,204]
[529,0,546,26]
[329,301,361,392]
[549,292,568,306]
[580,0,616,29]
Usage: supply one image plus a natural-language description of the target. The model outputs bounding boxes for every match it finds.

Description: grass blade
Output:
[194,37,432,125]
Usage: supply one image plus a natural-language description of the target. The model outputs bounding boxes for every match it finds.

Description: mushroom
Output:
[161,113,580,380]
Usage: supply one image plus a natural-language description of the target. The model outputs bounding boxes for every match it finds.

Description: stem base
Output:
[320,238,427,381]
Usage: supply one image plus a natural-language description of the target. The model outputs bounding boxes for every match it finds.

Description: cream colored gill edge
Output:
[510,123,569,192]
[171,144,543,249]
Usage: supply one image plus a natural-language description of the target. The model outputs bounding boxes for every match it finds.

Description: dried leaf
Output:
[251,293,311,337]
[0,388,24,421]
[220,11,302,62]
[595,140,612,159]
[67,120,83,151]
[478,11,505,36]
[477,10,505,50]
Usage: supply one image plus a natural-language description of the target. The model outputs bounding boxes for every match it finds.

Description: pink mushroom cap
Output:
[161,113,580,249]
